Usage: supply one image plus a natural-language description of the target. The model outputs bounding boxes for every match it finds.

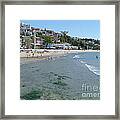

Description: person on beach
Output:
[32,52,34,57]
[96,56,98,59]
[26,51,29,58]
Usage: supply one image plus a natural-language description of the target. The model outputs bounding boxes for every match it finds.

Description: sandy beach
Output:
[20,51,100,100]
[20,49,100,63]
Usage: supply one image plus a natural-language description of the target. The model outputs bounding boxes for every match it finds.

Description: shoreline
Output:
[20,50,100,100]
[20,49,100,63]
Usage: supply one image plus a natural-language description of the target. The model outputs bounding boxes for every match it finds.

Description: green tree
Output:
[24,37,32,49]
[43,35,53,47]
[36,32,42,37]
[60,31,68,43]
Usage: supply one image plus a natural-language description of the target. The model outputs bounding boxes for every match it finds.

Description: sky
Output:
[20,20,100,40]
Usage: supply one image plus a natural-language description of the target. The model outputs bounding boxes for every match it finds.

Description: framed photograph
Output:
[0,0,119,119]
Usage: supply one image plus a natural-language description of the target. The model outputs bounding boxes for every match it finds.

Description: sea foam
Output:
[85,64,100,76]
[73,55,80,59]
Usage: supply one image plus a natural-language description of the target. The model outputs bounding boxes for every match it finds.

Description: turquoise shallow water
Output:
[20,52,100,100]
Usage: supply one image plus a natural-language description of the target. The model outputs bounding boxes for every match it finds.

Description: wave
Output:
[80,60,86,64]
[73,55,80,59]
[85,64,100,76]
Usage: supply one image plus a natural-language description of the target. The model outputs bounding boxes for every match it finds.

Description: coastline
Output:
[20,51,100,100]
[20,49,100,64]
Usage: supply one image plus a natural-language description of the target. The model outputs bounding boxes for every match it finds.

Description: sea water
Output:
[73,52,100,76]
